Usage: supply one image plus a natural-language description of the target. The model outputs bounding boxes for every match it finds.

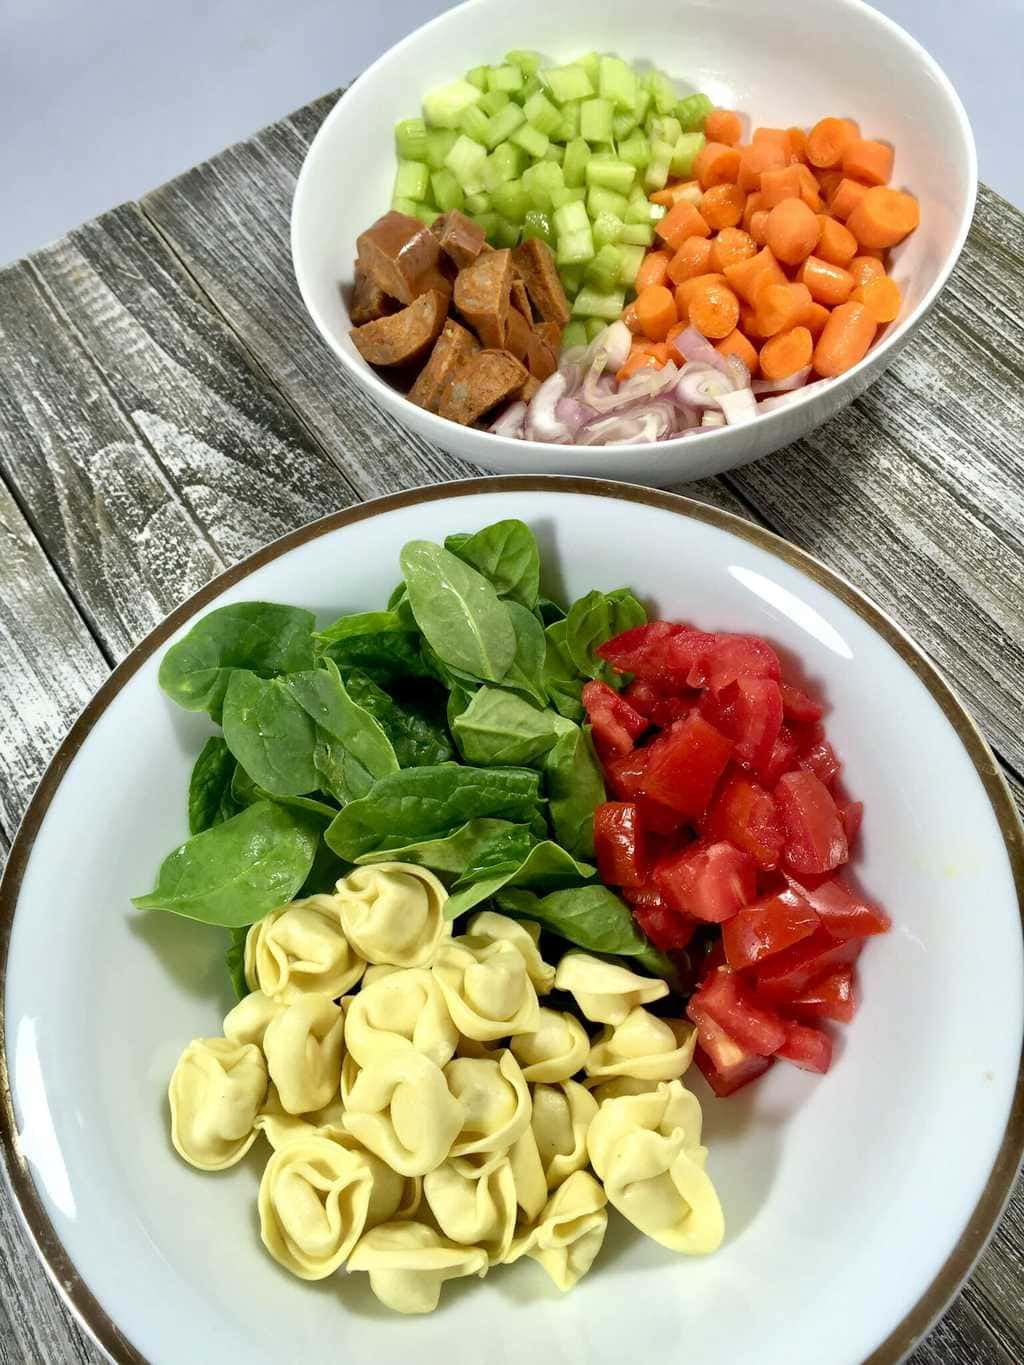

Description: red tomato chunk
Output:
[780,682,825,724]
[625,884,698,951]
[640,713,734,817]
[785,966,858,1024]
[721,887,821,970]
[733,676,784,780]
[694,1035,774,1097]
[703,771,785,870]
[691,968,787,1055]
[756,928,863,1003]
[777,1021,833,1073]
[776,770,849,874]
[655,840,757,922]
[593,802,649,889]
[582,680,648,760]
[787,874,891,939]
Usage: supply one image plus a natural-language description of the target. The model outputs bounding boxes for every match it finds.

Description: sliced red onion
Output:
[554,396,592,434]
[752,366,811,395]
[577,404,675,445]
[724,354,751,392]
[756,378,831,413]
[717,387,758,426]
[701,410,726,428]
[524,371,570,443]
[673,363,733,409]
[667,326,730,374]
[489,400,527,437]
[582,356,679,413]
[601,320,633,372]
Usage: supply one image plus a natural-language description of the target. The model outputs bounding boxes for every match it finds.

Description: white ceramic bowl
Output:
[2,479,1021,1365]
[292,0,976,487]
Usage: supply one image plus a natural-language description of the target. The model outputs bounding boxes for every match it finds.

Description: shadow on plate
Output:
[129,908,233,1008]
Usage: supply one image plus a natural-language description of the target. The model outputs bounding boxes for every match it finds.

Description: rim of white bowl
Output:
[1,476,1021,1365]
[291,0,979,463]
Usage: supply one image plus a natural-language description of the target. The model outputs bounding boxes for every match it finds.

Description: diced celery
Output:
[559,265,585,296]
[488,64,524,94]
[633,89,651,125]
[556,226,596,266]
[650,203,666,221]
[592,210,624,249]
[424,79,483,129]
[395,118,429,162]
[580,97,614,144]
[524,90,562,137]
[562,320,589,349]
[391,195,420,217]
[585,243,624,292]
[459,103,491,144]
[553,198,590,237]
[577,51,601,85]
[619,222,655,246]
[562,137,590,188]
[473,212,500,242]
[506,49,541,78]
[612,112,637,141]
[483,142,525,192]
[587,184,630,219]
[412,202,439,226]
[511,122,549,159]
[484,102,526,149]
[598,55,637,112]
[551,185,585,209]
[521,75,543,102]
[424,129,458,170]
[624,194,658,225]
[466,66,489,91]
[586,156,636,193]
[544,64,594,105]
[670,131,705,179]
[617,242,646,286]
[646,69,678,115]
[479,88,511,116]
[431,168,465,213]
[394,159,430,201]
[544,143,565,164]
[677,92,714,133]
[557,101,582,142]
[492,179,529,223]
[650,115,683,146]
[523,158,565,210]
[522,209,553,244]
[494,216,520,248]
[445,134,488,192]
[572,286,626,320]
[584,317,607,341]
[644,140,673,192]
[617,132,651,170]
[464,191,492,214]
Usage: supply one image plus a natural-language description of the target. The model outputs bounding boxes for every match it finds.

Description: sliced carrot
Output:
[675,272,729,316]
[716,327,760,376]
[803,301,830,339]
[760,325,813,380]
[847,187,920,248]
[766,198,821,266]
[813,300,876,376]
[798,255,855,306]
[756,281,813,337]
[694,142,742,190]
[723,246,787,305]
[806,117,860,169]
[705,109,742,146]
[622,301,643,334]
[738,301,762,339]
[666,236,714,285]
[617,346,659,383]
[852,275,901,323]
[635,284,678,342]
[786,127,808,164]
[655,198,711,251]
[711,226,757,273]
[701,183,746,229]
[635,250,672,291]
[793,163,823,211]
[687,277,740,339]
[760,166,803,210]
[650,180,702,208]
[748,209,770,247]
[814,168,845,201]
[738,141,788,193]
[753,127,788,147]
[742,191,765,230]
[666,320,689,346]
[815,216,858,267]
[829,177,869,221]
[848,254,886,286]
[842,139,894,187]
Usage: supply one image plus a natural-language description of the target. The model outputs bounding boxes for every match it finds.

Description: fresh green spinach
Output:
[221,671,319,797]
[536,597,567,626]
[353,818,525,876]
[501,601,549,706]
[446,519,540,609]
[344,670,454,768]
[287,660,398,803]
[565,588,646,683]
[444,841,595,920]
[226,926,250,1001]
[400,541,516,683]
[188,737,242,834]
[452,686,574,767]
[545,725,605,859]
[316,609,436,684]
[542,618,586,721]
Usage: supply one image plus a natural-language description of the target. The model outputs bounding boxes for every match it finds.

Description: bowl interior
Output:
[4,484,1020,1365]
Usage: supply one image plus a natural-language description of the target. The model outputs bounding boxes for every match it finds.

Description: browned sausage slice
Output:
[511,276,533,322]
[525,331,558,381]
[350,261,399,326]
[520,375,542,403]
[534,320,563,352]
[350,290,448,367]
[437,348,529,426]
[432,210,487,269]
[356,211,443,305]
[511,239,571,327]
[408,319,480,413]
[504,307,533,363]
[454,249,513,349]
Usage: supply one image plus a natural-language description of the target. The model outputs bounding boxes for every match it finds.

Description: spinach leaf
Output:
[229,756,336,823]
[325,764,542,861]
[501,601,549,706]
[400,541,516,683]
[316,609,436,684]
[354,818,525,876]
[545,725,605,859]
[221,671,319,797]
[345,669,454,768]
[446,519,540,609]
[537,597,567,626]
[226,927,250,1001]
[452,686,575,767]
[447,682,476,732]
[159,602,316,723]
[133,801,320,927]
[453,824,536,881]
[565,588,646,683]
[298,840,350,896]
[445,841,595,921]
[286,660,398,803]
[542,619,586,722]
[188,737,242,834]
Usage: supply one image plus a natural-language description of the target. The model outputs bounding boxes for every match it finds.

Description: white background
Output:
[0,0,1020,267]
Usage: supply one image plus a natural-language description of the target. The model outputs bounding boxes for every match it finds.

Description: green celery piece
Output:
[670,131,705,178]
[445,134,488,192]
[473,212,500,243]
[510,122,548,160]
[479,88,510,116]
[394,159,429,201]
[466,65,489,91]
[576,51,600,85]
[493,217,520,248]
[464,191,491,214]
[617,242,646,285]
[592,210,624,249]
[491,178,529,223]
[552,198,589,237]
[411,203,438,227]
[506,49,541,78]
[391,194,419,217]
[571,286,625,320]
[562,320,588,349]
[562,137,590,188]
[424,128,458,170]
[652,115,683,146]
[557,100,582,142]
[542,64,594,104]
[677,92,714,133]
[544,143,565,164]
[618,223,654,248]
[559,265,584,296]
[579,97,613,143]
[556,226,595,266]
[488,63,524,94]
[521,209,553,244]
[520,75,543,102]
[644,152,672,192]
[430,168,465,213]
[617,132,651,169]
[587,184,630,220]
[395,117,428,161]
[483,142,524,191]
[585,242,624,292]
[582,317,605,341]
[523,90,561,136]
[458,102,490,144]
[523,159,564,211]
[484,102,525,150]
[633,89,652,124]
[647,69,678,115]
[598,55,637,112]
[612,111,637,141]
[550,185,586,210]
[585,156,636,193]
[424,78,483,129]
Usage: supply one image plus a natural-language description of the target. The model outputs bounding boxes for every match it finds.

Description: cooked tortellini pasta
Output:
[263,995,346,1115]
[433,938,540,1040]
[255,1083,347,1151]
[587,1081,722,1255]
[343,1048,465,1176]
[424,1155,517,1264]
[334,863,449,968]
[587,1075,661,1106]
[554,952,669,1025]
[446,1051,532,1158]
[530,1079,599,1191]
[348,1221,488,1314]
[463,911,555,993]
[506,1170,608,1291]
[244,895,365,1001]
[510,1006,590,1083]
[585,1008,697,1083]
[223,990,285,1048]
[507,1127,549,1222]
[345,968,458,1070]
[169,1037,268,1171]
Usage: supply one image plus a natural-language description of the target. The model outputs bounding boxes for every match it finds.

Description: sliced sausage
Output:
[534,320,563,352]
[511,276,533,322]
[504,307,533,363]
[454,249,513,349]
[350,289,448,367]
[432,211,487,270]
[408,319,480,413]
[525,331,558,382]
[521,375,542,403]
[437,348,530,426]
[356,211,443,306]
[511,239,571,328]
[349,261,399,326]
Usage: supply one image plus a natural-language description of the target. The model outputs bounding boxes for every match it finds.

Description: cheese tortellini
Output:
[507,1170,609,1291]
[464,911,556,993]
[244,894,365,1001]
[169,1037,267,1171]
[446,1051,532,1157]
[344,967,457,1069]
[424,1156,517,1264]
[348,1221,488,1314]
[334,863,449,967]
[433,938,540,1040]
[555,952,669,1025]
[511,1006,590,1083]
[531,1079,599,1191]
[223,990,284,1048]
[342,1048,465,1176]
[585,1008,697,1083]
[263,995,346,1115]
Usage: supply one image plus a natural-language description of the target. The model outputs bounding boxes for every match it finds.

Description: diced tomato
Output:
[640,713,734,817]
[839,800,863,845]
[654,840,757,923]
[690,968,787,1055]
[596,620,688,682]
[637,795,689,835]
[785,966,858,1024]
[593,802,649,889]
[697,683,738,737]
[695,1037,774,1097]
[756,928,863,1003]
[780,682,825,724]
[604,749,647,800]
[625,884,699,950]
[799,738,842,788]
[733,676,784,779]
[669,630,782,692]
[762,723,800,786]
[721,886,820,970]
[776,1021,833,1073]
[623,679,695,727]
[786,874,890,939]
[582,680,649,760]
[775,770,849,875]
[703,770,785,870]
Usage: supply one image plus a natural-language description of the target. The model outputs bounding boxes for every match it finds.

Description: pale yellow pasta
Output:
[244,895,364,1001]
[342,1048,465,1177]
[506,1170,608,1291]
[347,1221,488,1314]
[423,1156,517,1264]
[361,963,401,988]
[530,1080,598,1191]
[340,1051,361,1108]
[255,1083,347,1151]
[587,1075,661,1105]
[223,990,284,1048]
[344,967,457,1070]
[510,1006,590,1083]
[168,1037,267,1172]
[445,1051,532,1158]
[334,863,449,967]
[454,1035,505,1062]
[432,939,540,1041]
[506,1125,549,1222]
[585,1008,696,1083]
[463,911,556,993]
[554,951,669,1025]
[262,995,346,1115]
[258,1134,375,1279]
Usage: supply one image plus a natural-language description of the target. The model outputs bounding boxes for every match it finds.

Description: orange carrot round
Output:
[842,139,894,187]
[667,236,715,285]
[622,301,643,334]
[786,127,808,163]
[701,183,746,229]
[760,166,803,210]
[815,216,858,267]
[799,255,855,306]
[760,325,813,380]
[655,198,712,251]
[635,251,672,292]
[711,226,757,273]
[829,177,869,221]
[803,300,830,339]
[694,142,742,190]
[742,191,765,230]
[687,277,740,339]
[738,302,763,340]
[724,246,787,305]
[650,180,702,208]
[852,275,901,323]
[793,163,823,211]
[766,198,821,266]
[635,284,678,342]
[748,209,770,246]
[705,109,742,146]
[738,141,788,192]
[846,187,920,248]
[813,300,876,376]
[849,254,886,286]
[756,281,813,337]
[716,327,760,376]
[806,117,860,169]
[675,272,728,320]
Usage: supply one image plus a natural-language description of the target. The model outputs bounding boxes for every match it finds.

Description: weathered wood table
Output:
[0,89,1022,1363]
